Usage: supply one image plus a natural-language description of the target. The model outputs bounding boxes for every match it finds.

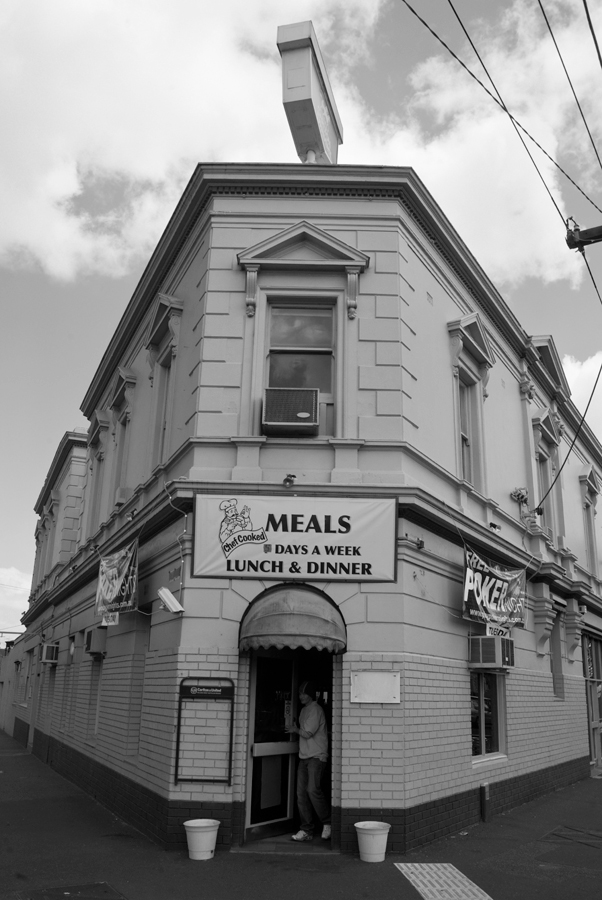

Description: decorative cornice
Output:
[34,431,88,514]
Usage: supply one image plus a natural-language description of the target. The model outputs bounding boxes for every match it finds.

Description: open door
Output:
[246,647,332,841]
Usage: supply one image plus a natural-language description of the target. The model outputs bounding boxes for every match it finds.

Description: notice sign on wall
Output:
[193,495,397,582]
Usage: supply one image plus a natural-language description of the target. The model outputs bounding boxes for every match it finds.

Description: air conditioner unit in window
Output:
[41,643,59,664]
[85,627,107,657]
[468,635,514,669]
[262,388,319,436]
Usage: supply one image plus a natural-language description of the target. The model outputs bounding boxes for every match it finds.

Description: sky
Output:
[3,0,602,641]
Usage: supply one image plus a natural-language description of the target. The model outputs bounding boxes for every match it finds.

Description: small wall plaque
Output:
[350,671,400,704]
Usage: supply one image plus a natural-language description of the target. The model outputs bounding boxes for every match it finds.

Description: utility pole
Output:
[566,219,602,251]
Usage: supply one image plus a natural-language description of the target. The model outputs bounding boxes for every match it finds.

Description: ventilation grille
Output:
[262,388,319,436]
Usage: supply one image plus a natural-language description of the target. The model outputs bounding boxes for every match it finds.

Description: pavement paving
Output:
[1,727,601,900]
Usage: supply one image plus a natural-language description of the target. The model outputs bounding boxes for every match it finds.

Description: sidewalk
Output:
[1,728,601,900]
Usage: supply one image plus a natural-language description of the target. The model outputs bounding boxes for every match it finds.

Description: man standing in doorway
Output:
[286,680,331,842]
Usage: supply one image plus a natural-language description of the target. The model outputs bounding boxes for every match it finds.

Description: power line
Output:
[534,238,602,514]
[537,0,602,176]
[399,0,602,218]
[449,1,602,513]
[400,2,602,524]
[536,322,602,513]
[581,245,602,307]
[582,0,602,73]
[446,0,565,223]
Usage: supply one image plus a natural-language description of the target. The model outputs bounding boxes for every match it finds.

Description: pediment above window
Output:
[579,463,600,506]
[447,313,496,370]
[238,220,369,271]
[531,335,571,403]
[88,409,111,448]
[110,367,137,412]
[238,221,369,319]
[146,293,184,350]
[532,406,560,449]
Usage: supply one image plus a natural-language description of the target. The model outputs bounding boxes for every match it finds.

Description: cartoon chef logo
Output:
[218,499,267,558]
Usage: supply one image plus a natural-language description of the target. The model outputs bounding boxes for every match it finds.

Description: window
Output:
[146,294,183,467]
[583,634,602,766]
[267,304,336,435]
[532,408,562,544]
[20,651,34,707]
[537,446,554,535]
[237,221,370,441]
[549,612,565,699]
[85,410,110,537]
[151,349,173,468]
[109,368,136,506]
[87,657,103,740]
[88,453,104,533]
[459,379,476,484]
[470,671,504,756]
[448,313,495,493]
[580,465,600,576]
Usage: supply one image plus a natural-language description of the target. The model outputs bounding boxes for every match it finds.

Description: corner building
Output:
[8,163,602,854]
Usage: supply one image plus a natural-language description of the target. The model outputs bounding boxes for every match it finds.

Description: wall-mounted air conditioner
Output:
[262,388,319,436]
[41,643,59,664]
[468,635,514,669]
[85,627,107,657]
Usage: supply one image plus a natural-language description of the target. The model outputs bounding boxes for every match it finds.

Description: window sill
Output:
[472,752,507,767]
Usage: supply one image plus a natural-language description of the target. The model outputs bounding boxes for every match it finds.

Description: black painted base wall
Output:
[32,729,239,851]
[335,754,591,854]
[32,730,590,854]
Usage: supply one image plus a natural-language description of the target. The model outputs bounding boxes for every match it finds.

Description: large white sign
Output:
[193,496,397,582]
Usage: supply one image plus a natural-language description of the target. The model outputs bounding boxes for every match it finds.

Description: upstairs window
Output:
[109,368,136,507]
[537,445,555,535]
[146,293,183,468]
[267,304,335,435]
[580,465,600,577]
[237,221,369,440]
[532,408,563,545]
[85,410,110,538]
[448,313,495,493]
[459,379,477,485]
[268,307,334,393]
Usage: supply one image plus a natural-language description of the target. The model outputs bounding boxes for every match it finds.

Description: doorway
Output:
[245,647,333,841]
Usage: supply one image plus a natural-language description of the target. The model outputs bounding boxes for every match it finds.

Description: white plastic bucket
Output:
[183,818,220,860]
[354,821,391,863]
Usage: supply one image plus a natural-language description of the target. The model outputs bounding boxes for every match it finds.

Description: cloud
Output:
[338,0,595,287]
[0,0,599,286]
[0,0,384,280]
[0,567,30,640]
[563,352,602,441]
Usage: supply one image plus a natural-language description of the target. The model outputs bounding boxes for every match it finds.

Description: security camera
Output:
[158,587,184,613]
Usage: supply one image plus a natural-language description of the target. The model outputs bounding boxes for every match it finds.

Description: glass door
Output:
[245,647,334,841]
[247,651,299,835]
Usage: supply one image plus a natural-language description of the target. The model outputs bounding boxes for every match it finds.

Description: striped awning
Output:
[239,586,346,653]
